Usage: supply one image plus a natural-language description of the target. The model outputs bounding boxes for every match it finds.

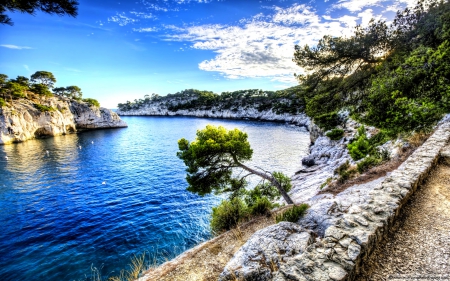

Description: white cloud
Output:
[163,3,365,84]
[1,44,33,50]
[108,13,138,26]
[332,0,387,13]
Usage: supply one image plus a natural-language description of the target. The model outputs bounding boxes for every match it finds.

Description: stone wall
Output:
[219,121,450,281]
[0,97,127,145]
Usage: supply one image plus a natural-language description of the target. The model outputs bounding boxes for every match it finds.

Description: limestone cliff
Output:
[0,97,127,145]
[116,99,311,128]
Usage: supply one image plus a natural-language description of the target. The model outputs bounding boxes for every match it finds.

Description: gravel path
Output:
[355,162,450,280]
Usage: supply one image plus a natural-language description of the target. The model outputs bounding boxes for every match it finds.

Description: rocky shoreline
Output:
[0,97,127,145]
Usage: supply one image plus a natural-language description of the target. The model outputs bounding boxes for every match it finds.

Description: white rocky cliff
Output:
[0,97,127,145]
[116,98,311,128]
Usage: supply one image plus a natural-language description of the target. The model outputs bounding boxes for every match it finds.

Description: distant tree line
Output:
[117,87,305,115]
[0,71,100,108]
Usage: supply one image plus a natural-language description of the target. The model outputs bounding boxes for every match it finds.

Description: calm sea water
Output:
[0,116,310,281]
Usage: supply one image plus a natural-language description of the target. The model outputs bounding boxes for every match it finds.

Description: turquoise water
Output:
[0,116,310,280]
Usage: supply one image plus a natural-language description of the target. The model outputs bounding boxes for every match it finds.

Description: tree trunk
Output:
[234,157,294,204]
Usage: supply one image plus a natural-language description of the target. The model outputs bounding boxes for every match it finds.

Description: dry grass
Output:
[139,215,276,281]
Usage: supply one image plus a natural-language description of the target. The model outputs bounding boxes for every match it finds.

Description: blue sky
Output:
[0,0,416,108]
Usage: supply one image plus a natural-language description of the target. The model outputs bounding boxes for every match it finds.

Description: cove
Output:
[0,116,310,281]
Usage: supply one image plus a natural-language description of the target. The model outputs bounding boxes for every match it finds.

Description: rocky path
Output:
[355,161,450,280]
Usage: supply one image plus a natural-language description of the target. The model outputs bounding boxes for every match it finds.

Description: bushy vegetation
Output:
[326,128,345,140]
[83,98,100,107]
[0,97,5,107]
[334,161,358,183]
[0,71,100,109]
[210,198,249,234]
[275,204,309,223]
[348,126,371,160]
[118,87,304,115]
[293,0,450,135]
[34,103,55,112]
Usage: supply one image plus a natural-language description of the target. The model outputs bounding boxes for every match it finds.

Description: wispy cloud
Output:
[133,27,158,32]
[130,11,156,19]
[24,65,30,71]
[1,44,33,50]
[108,13,138,26]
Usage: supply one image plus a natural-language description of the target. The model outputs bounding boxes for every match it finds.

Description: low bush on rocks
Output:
[34,103,55,112]
[210,198,249,234]
[326,128,344,140]
[275,204,309,223]
[0,98,6,107]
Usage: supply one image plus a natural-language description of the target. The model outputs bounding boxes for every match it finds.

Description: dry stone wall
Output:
[220,121,450,281]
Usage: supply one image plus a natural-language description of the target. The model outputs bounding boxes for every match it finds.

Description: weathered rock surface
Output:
[220,120,450,281]
[219,222,314,281]
[0,97,127,145]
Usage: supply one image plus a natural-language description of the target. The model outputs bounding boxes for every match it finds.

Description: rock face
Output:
[219,120,450,281]
[220,222,314,281]
[116,101,311,129]
[0,97,127,145]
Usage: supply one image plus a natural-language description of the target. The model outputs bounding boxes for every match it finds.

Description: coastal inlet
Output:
[0,116,310,281]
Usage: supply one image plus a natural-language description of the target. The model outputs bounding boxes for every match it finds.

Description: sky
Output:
[0,0,417,108]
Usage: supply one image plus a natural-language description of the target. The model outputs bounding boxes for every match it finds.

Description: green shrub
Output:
[249,196,273,216]
[347,126,370,160]
[34,103,55,112]
[326,128,344,140]
[357,156,382,173]
[83,98,100,107]
[334,160,357,183]
[314,111,341,131]
[276,204,309,223]
[368,131,389,147]
[210,198,248,234]
[0,98,5,107]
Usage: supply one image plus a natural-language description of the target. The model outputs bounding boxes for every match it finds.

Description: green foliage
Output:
[10,76,30,87]
[326,128,344,140]
[177,125,294,204]
[1,0,79,26]
[34,103,55,112]
[313,112,342,131]
[66,85,82,99]
[293,0,450,135]
[334,160,358,183]
[275,204,309,223]
[0,97,6,107]
[4,81,27,98]
[210,198,249,234]
[83,98,100,107]
[357,156,382,173]
[177,125,253,196]
[347,126,370,160]
[31,71,56,88]
[31,83,53,97]
[118,87,304,115]
[249,196,273,216]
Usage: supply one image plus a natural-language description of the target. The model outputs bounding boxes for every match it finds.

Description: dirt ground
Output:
[355,161,450,280]
[141,215,275,281]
